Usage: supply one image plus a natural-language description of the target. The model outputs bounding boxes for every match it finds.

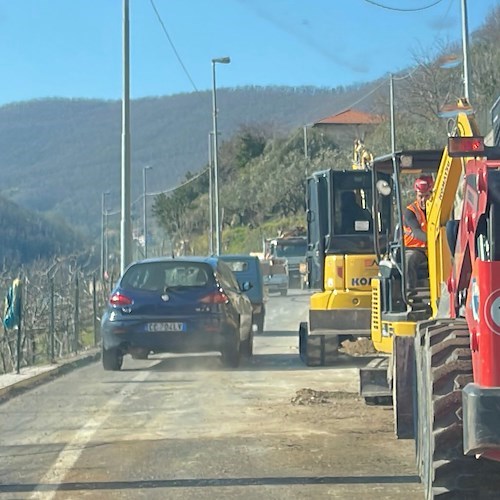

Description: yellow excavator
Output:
[299,144,392,365]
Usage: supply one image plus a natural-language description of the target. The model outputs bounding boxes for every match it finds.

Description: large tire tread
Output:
[417,320,500,498]
[298,323,339,366]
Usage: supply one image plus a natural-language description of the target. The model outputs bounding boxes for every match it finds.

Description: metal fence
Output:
[0,260,112,374]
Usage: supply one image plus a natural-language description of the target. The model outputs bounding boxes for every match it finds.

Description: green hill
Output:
[0,196,83,265]
[0,84,382,236]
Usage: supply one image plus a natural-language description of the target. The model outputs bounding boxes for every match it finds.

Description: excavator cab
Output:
[367,150,442,353]
[359,149,442,431]
[300,168,392,366]
[306,169,393,289]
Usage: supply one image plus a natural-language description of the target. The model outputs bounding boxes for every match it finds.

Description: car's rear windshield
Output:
[223,260,249,272]
[121,262,214,291]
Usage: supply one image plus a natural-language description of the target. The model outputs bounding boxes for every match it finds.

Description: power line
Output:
[341,79,388,110]
[146,167,209,197]
[104,167,210,216]
[149,0,198,92]
[392,66,420,81]
[363,0,445,12]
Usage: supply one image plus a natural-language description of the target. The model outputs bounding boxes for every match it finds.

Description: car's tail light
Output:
[109,292,133,307]
[200,290,229,304]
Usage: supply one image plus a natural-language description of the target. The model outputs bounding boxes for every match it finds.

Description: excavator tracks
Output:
[415,320,500,499]
[299,322,339,366]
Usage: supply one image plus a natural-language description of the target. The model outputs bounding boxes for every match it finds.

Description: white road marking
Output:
[30,369,151,500]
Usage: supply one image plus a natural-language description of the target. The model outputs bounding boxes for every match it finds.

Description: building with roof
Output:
[312,108,384,140]
[308,108,385,167]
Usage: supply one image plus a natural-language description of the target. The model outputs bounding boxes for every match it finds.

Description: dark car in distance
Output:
[101,256,253,370]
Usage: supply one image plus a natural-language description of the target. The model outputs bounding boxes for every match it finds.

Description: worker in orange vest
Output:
[403,175,434,291]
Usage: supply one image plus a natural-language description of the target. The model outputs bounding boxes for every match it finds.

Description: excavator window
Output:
[338,190,373,234]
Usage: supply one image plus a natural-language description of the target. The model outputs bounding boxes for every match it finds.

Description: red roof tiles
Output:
[313,108,384,126]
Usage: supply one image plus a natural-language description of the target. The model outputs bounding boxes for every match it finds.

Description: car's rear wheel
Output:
[221,332,241,368]
[130,348,149,360]
[102,346,123,371]
[254,312,265,333]
[241,329,253,357]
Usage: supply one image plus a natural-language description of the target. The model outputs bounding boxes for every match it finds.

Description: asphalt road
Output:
[0,289,423,499]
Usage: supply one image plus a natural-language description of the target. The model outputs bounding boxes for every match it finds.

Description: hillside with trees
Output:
[0,196,83,266]
[150,6,499,256]
[0,83,382,236]
[0,5,498,266]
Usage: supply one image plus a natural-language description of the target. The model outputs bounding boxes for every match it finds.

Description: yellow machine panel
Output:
[322,254,344,292]
[373,320,416,354]
[371,278,382,344]
[311,254,378,310]
[345,255,378,291]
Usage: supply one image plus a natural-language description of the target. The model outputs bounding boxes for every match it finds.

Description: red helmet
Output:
[414,175,434,194]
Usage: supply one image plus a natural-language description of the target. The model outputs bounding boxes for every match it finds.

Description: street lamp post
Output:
[211,56,230,255]
[104,207,109,278]
[143,165,152,258]
[461,0,471,101]
[208,132,214,255]
[101,191,110,280]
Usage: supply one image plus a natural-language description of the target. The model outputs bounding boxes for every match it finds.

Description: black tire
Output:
[417,320,500,498]
[414,322,426,478]
[299,322,307,362]
[131,348,149,360]
[255,312,265,334]
[299,325,339,367]
[414,320,442,477]
[241,329,253,358]
[305,335,323,366]
[221,332,241,368]
[392,335,416,439]
[102,346,123,371]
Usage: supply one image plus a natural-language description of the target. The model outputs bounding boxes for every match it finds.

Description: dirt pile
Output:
[340,337,377,356]
[291,388,356,406]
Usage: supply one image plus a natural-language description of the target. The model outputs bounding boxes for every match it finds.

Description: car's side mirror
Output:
[241,281,252,292]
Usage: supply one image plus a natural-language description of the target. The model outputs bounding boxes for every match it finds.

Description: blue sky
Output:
[0,0,498,106]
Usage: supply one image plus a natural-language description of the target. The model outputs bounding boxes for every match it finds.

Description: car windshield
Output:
[121,261,212,291]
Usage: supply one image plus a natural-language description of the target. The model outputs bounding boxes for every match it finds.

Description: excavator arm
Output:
[426,99,480,317]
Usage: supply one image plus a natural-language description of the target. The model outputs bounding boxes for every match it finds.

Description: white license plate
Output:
[147,322,185,332]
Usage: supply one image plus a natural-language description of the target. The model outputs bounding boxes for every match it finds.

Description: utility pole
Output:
[390,74,396,155]
[461,0,471,101]
[120,0,132,273]
[211,56,230,256]
[208,132,214,254]
[104,205,109,277]
[143,166,152,258]
[303,125,308,160]
[101,191,110,280]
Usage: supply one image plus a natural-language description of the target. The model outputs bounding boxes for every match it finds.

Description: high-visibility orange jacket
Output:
[403,201,427,248]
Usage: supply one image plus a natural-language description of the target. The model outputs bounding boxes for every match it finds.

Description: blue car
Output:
[219,255,267,333]
[101,256,253,370]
